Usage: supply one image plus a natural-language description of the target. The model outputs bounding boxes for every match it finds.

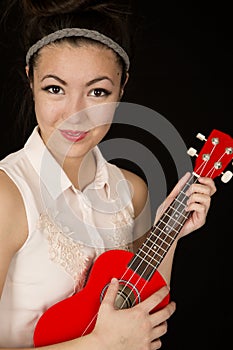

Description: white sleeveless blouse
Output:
[0,126,151,347]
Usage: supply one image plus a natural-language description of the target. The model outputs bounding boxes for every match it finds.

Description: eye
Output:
[89,88,111,97]
[42,85,64,95]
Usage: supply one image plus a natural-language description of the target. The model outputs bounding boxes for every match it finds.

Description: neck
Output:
[63,150,96,190]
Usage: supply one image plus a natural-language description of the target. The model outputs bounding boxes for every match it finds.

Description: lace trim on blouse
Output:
[37,203,134,289]
[37,213,94,291]
[108,205,135,250]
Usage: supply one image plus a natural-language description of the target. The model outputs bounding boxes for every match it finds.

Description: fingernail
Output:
[111,277,118,284]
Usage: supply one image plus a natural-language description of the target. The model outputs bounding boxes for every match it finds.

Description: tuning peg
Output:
[196,133,207,141]
[221,170,233,183]
[187,147,198,157]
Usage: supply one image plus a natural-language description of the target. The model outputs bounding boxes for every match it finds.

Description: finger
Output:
[150,321,168,342]
[101,278,119,308]
[197,177,217,195]
[188,184,213,199]
[151,338,162,349]
[138,286,170,313]
[185,202,208,218]
[186,192,211,208]
[186,185,210,197]
[149,301,176,327]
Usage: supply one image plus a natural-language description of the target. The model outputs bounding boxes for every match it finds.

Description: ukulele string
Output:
[193,142,228,179]
[194,142,217,178]
[129,176,196,306]
[126,148,225,306]
[117,142,226,309]
[111,134,232,309]
[118,174,197,309]
[206,150,228,177]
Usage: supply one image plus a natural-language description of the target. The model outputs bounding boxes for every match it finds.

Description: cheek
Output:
[34,97,61,126]
[86,102,117,128]
[93,124,111,142]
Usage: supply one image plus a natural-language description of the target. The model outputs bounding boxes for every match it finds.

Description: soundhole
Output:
[100,280,140,309]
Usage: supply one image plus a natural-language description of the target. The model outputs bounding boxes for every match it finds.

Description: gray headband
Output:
[26,28,130,71]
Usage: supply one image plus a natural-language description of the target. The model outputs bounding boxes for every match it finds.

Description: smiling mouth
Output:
[59,129,89,142]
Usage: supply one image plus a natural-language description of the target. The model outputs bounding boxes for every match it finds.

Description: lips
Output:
[59,129,89,142]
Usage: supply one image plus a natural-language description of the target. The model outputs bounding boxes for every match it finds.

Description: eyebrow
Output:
[41,74,114,86]
[86,76,114,87]
[41,74,67,85]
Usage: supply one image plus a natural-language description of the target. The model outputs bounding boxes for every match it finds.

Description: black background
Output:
[0,1,232,349]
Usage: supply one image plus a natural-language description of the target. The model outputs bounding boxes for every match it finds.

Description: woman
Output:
[0,0,216,348]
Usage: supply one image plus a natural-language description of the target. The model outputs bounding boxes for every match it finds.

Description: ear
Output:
[120,72,129,99]
[25,65,33,90]
[25,65,29,78]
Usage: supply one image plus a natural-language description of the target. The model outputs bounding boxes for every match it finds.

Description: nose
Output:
[61,97,116,130]
[65,94,88,121]
[61,95,93,129]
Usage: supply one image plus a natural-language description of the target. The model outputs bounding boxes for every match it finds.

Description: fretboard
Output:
[128,176,196,280]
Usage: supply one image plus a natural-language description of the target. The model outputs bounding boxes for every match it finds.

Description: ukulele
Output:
[33,129,233,346]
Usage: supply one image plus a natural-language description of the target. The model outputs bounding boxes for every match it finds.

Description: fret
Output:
[174,200,184,206]
[178,191,187,200]
[154,234,173,247]
[159,218,180,233]
[166,210,187,223]
[166,205,187,218]
[142,240,168,254]
[181,182,192,192]
[156,220,180,238]
[129,252,161,280]
[139,242,165,260]
[128,178,194,280]
[170,200,186,212]
[164,209,187,222]
[148,232,172,248]
[129,228,177,280]
[137,248,162,264]
[130,259,157,280]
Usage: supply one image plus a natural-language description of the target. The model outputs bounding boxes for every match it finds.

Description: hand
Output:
[93,278,176,350]
[155,172,216,239]
[181,173,216,237]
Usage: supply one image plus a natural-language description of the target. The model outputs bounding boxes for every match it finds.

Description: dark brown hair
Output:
[23,0,133,74]
[2,0,136,143]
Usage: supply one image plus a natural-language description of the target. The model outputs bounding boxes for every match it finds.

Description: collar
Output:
[24,126,109,200]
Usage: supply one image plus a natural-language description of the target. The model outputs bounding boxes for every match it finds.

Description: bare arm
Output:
[0,171,28,295]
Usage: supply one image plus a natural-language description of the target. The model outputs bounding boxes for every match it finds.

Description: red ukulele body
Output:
[34,250,168,346]
[34,129,233,347]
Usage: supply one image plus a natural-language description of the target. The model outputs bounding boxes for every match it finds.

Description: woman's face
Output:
[30,42,127,160]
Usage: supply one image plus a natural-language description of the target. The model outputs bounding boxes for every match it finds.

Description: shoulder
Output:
[120,168,149,217]
[0,170,28,252]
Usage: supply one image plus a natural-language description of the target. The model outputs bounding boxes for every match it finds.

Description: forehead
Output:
[35,41,122,75]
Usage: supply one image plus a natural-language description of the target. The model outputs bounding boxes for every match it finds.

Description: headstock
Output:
[187,129,233,182]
